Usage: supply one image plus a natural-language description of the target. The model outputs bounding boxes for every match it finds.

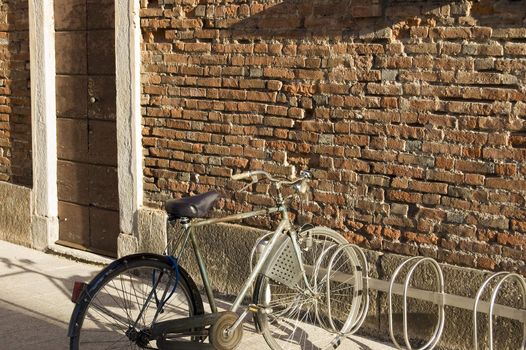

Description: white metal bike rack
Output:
[249,236,526,350]
[473,271,526,350]
[352,249,526,350]
[336,244,369,336]
[387,257,445,350]
[323,243,370,336]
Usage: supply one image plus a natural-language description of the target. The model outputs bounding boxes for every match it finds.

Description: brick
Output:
[510,134,526,148]
[246,91,276,103]
[387,190,423,204]
[366,83,402,95]
[266,105,288,117]
[501,247,526,261]
[266,80,283,91]
[472,27,492,39]
[511,220,526,233]
[429,27,473,39]
[377,57,413,69]
[497,233,526,248]
[504,43,526,56]
[185,42,211,52]
[485,178,526,191]
[287,108,305,119]
[263,67,294,80]
[456,71,517,85]
[461,42,503,56]
[495,163,517,176]
[398,154,434,167]
[408,181,448,194]
[455,160,494,174]
[464,174,485,186]
[448,101,511,116]
[404,231,439,245]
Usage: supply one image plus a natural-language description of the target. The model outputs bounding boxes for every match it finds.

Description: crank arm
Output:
[163,330,209,338]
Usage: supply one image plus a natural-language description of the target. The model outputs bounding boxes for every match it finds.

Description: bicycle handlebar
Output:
[231,170,272,181]
[231,170,312,186]
[231,169,312,201]
[231,172,253,181]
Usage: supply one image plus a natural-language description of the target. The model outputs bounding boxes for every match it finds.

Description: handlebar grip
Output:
[231,172,252,180]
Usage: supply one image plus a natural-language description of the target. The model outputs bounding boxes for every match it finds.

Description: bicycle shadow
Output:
[0,256,99,301]
[214,297,377,350]
[0,302,70,350]
[0,254,102,349]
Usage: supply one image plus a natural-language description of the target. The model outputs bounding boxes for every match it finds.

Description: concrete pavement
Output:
[0,240,395,349]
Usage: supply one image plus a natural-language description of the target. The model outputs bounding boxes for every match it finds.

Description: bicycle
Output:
[68,170,366,350]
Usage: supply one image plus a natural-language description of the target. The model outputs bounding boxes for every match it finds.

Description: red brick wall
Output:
[0,0,31,186]
[140,0,526,273]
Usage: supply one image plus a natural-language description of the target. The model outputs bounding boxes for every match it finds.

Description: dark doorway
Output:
[54,0,119,257]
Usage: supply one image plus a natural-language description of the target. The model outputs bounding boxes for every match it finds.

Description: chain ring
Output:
[209,312,243,350]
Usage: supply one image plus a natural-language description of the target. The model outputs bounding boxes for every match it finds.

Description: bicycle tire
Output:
[69,253,204,349]
[252,226,363,350]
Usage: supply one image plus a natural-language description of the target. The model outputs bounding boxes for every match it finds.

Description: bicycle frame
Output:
[171,201,311,316]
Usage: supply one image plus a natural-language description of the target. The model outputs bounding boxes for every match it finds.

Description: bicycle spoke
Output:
[88,298,131,330]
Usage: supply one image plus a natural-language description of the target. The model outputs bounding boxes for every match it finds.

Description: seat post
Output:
[188,226,218,313]
[166,217,190,258]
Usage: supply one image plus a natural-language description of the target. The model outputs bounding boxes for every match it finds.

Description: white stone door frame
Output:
[29,0,58,249]
[28,0,143,253]
[115,0,143,253]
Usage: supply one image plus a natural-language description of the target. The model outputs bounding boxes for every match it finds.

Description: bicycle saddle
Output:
[165,191,220,218]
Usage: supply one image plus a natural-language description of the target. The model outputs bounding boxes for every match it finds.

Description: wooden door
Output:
[54,0,119,257]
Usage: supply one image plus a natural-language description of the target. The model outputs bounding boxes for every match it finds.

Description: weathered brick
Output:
[429,27,473,39]
[497,233,526,248]
[409,180,448,194]
[504,43,526,56]
[137,0,526,274]
[387,190,423,204]
[485,178,526,191]
[455,160,494,174]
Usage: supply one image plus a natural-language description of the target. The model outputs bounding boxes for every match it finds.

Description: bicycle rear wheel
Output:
[69,253,204,349]
[253,227,363,350]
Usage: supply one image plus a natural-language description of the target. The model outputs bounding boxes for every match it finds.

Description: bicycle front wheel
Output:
[253,227,363,350]
[69,253,204,349]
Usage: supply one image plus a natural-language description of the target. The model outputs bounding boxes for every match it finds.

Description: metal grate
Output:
[261,235,302,289]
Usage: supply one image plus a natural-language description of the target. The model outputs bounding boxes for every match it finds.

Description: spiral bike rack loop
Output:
[250,234,526,349]
[312,241,340,332]
[325,243,370,336]
[388,257,445,350]
[473,272,526,350]
[310,241,365,336]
